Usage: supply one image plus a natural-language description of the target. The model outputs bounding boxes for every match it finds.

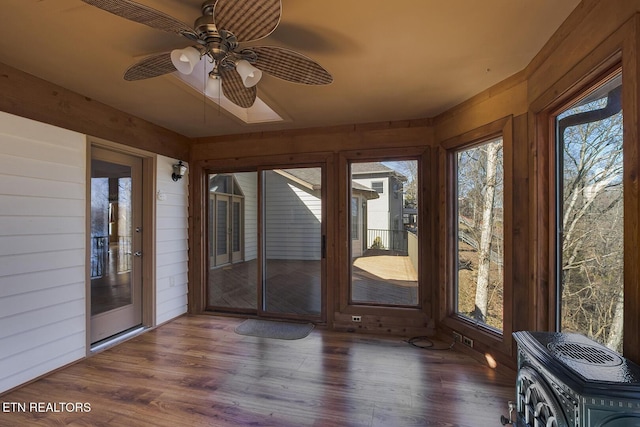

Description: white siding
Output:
[155,156,189,325]
[234,172,257,262]
[265,172,321,260]
[353,177,391,231]
[0,112,86,393]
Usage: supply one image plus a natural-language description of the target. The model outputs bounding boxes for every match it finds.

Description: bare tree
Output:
[456,140,504,329]
[558,84,624,351]
[474,141,501,323]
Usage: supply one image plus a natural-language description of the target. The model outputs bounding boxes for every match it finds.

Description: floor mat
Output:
[234,319,314,340]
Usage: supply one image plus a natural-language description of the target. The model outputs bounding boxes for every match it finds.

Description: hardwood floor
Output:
[0,316,515,427]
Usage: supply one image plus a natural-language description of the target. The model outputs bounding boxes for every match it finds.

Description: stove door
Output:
[517,365,569,427]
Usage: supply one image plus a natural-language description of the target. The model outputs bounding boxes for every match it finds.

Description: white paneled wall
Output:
[264,171,322,260]
[0,114,191,394]
[155,156,189,325]
[0,112,86,393]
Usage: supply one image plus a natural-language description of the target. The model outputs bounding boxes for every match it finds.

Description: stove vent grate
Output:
[548,342,623,366]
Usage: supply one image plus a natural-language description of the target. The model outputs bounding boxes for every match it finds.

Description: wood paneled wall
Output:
[189,0,640,368]
[189,122,436,336]
[0,63,189,160]
[2,0,639,370]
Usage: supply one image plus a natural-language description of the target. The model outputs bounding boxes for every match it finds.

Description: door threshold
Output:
[90,326,145,354]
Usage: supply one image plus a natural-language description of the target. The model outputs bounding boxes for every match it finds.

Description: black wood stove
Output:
[505,331,640,426]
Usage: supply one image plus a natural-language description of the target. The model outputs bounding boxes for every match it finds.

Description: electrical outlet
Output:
[463,336,474,348]
[352,315,362,322]
[452,331,463,343]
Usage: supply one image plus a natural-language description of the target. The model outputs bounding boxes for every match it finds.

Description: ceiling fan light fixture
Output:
[170,47,201,75]
[235,59,262,88]
[205,73,222,98]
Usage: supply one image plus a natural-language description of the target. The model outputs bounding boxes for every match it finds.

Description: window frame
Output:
[531,45,640,363]
[440,117,514,356]
[453,135,505,333]
[338,148,432,323]
[371,181,384,194]
[348,158,420,308]
[549,67,625,344]
[199,154,331,324]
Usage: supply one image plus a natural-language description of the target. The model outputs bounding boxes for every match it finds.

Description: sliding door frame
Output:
[200,153,333,324]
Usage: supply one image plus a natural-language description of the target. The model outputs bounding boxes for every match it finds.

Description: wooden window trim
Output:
[196,153,332,324]
[539,64,634,355]
[530,29,640,363]
[439,116,514,357]
[338,147,432,322]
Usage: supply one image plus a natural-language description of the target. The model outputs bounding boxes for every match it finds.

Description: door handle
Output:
[133,251,142,257]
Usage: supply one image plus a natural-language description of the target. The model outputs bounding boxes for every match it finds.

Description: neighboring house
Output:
[208,169,379,266]
[351,163,407,252]
[208,172,257,268]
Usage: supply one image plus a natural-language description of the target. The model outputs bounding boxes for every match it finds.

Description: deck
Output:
[208,251,419,314]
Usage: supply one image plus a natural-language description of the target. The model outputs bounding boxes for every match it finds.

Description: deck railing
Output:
[90,236,109,278]
[366,229,408,253]
[90,235,132,278]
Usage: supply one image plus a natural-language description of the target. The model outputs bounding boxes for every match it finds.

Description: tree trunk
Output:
[474,141,500,323]
[606,291,624,351]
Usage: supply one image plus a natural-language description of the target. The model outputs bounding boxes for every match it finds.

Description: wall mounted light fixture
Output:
[172,160,187,182]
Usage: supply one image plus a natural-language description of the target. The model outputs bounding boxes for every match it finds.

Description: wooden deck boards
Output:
[208,253,419,313]
[0,315,515,427]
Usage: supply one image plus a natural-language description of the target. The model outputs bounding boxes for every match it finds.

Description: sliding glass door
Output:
[207,167,324,320]
[263,168,323,316]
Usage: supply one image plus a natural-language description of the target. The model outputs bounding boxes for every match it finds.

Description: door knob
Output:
[133,251,142,257]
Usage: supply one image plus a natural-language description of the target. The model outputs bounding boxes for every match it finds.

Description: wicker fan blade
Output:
[220,67,257,108]
[81,0,198,40]
[252,46,332,85]
[124,52,176,81]
[214,0,281,43]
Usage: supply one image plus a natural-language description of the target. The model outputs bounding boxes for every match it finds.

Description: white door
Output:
[90,147,143,343]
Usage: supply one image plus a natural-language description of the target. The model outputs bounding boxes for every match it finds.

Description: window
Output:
[350,160,418,306]
[554,72,623,352]
[455,137,504,332]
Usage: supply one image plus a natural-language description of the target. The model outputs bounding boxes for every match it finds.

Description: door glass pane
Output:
[90,160,133,315]
[350,161,419,306]
[263,168,322,315]
[455,139,504,332]
[556,73,623,352]
[208,172,257,310]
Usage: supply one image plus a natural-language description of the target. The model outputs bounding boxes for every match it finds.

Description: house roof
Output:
[0,0,579,138]
[351,162,408,182]
[275,168,379,199]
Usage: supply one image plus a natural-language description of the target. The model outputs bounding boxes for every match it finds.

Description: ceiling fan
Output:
[81,0,333,108]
